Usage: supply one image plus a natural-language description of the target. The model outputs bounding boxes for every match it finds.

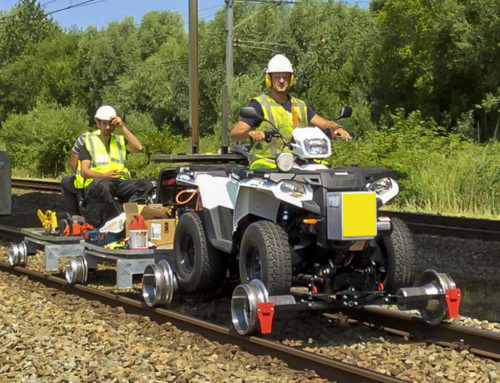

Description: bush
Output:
[0,102,88,176]
[330,109,500,218]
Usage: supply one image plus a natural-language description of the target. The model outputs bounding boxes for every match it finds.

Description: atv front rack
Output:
[230,269,461,335]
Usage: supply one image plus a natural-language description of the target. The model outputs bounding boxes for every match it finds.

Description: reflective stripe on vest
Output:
[74,130,100,189]
[82,133,129,187]
[250,94,308,163]
[249,158,277,170]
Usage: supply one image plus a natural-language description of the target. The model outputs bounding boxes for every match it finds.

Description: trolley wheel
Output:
[142,259,177,307]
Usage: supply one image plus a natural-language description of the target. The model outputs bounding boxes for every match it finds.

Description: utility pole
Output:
[189,0,199,154]
[226,0,234,81]
[221,0,234,154]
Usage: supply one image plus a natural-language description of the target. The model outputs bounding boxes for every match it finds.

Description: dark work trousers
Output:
[61,175,80,216]
[84,178,154,226]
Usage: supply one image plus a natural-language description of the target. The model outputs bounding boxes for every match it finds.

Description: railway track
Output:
[1,260,499,382]
[0,261,403,383]
[0,259,498,383]
[0,224,498,381]
[10,177,500,241]
[11,177,62,192]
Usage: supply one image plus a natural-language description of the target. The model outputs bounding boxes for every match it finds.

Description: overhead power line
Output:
[46,0,110,16]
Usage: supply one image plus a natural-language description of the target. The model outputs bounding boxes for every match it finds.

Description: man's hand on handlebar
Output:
[333,127,352,141]
[248,130,266,141]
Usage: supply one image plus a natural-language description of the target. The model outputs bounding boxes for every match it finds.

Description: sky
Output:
[0,0,227,30]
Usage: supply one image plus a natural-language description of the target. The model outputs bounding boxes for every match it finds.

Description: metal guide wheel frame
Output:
[231,279,269,335]
[415,269,457,325]
[142,259,177,307]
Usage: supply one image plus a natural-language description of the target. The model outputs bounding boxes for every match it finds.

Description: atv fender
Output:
[233,187,280,230]
[202,207,234,253]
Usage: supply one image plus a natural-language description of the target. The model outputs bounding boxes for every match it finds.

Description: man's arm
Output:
[230,120,266,141]
[81,159,120,179]
[310,114,351,141]
[69,132,87,172]
[69,152,79,173]
[110,116,143,153]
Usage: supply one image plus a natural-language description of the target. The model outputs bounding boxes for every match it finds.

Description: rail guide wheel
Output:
[142,259,177,307]
[397,269,460,326]
[65,255,88,284]
[8,241,28,267]
[231,279,271,335]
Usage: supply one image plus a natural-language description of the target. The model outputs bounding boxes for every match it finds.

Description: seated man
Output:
[61,130,98,216]
[79,105,153,227]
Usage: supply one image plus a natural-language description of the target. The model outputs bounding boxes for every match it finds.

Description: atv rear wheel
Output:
[379,217,416,293]
[173,212,226,292]
[239,220,292,295]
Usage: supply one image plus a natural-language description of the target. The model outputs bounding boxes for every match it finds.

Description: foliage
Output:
[0,0,59,64]
[0,31,82,121]
[1,0,499,218]
[371,0,500,140]
[0,102,88,176]
[330,109,500,218]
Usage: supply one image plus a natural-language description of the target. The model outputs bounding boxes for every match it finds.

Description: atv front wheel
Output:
[379,217,416,292]
[239,220,292,295]
[173,212,226,292]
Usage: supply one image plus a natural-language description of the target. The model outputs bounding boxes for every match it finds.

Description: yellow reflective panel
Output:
[342,192,377,237]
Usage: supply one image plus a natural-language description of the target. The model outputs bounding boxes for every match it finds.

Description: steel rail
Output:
[334,306,500,361]
[0,261,406,383]
[382,210,500,242]
[11,177,61,192]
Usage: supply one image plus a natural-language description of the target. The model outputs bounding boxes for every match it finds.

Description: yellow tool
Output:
[104,240,127,250]
[37,209,59,234]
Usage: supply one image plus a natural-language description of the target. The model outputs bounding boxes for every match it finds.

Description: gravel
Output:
[0,271,328,383]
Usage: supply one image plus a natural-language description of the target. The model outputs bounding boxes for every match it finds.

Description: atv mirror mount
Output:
[336,106,352,120]
[239,107,264,122]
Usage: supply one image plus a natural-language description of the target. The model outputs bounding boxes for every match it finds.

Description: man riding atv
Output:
[230,54,351,170]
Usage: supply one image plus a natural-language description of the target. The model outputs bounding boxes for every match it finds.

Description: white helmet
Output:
[94,105,116,121]
[266,54,294,73]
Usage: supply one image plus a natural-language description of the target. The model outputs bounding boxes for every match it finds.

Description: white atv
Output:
[143,106,461,335]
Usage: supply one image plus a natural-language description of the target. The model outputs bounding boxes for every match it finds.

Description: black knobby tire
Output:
[173,212,226,292]
[239,220,292,295]
[380,217,416,292]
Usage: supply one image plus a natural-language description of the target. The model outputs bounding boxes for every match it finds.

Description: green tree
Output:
[77,17,140,118]
[0,0,59,64]
[0,102,88,176]
[371,0,500,140]
[0,32,82,122]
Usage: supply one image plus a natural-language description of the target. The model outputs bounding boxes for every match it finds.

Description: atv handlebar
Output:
[265,129,283,143]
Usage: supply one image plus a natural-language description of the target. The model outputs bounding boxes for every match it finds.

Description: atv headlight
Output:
[304,138,329,156]
[366,177,392,194]
[365,177,399,205]
[279,180,307,198]
[276,152,294,172]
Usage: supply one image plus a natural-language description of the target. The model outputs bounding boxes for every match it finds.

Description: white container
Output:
[129,229,148,250]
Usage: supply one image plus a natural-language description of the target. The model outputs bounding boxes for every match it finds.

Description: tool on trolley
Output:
[37,209,59,234]
[58,213,94,237]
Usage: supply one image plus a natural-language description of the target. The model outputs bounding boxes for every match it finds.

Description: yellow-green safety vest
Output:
[75,132,130,188]
[250,94,308,170]
[73,130,99,189]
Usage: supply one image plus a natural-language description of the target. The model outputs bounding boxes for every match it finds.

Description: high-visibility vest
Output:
[250,94,308,167]
[79,132,130,187]
[73,130,99,189]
